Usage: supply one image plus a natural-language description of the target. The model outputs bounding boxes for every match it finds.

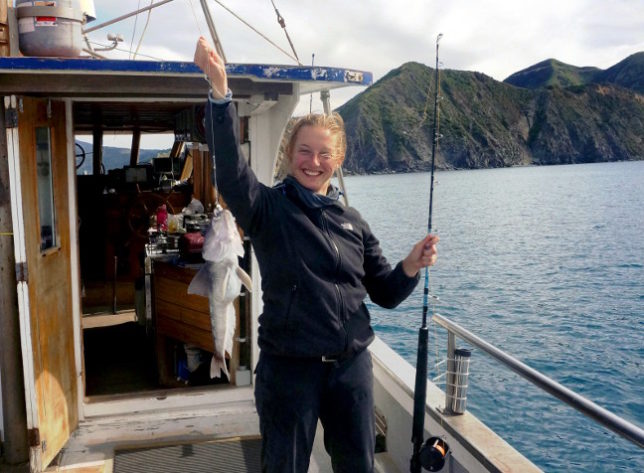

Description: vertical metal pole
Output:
[309,53,315,113]
[199,0,226,63]
[445,331,456,414]
[130,129,141,166]
[92,125,102,176]
[320,89,349,206]
[112,256,117,314]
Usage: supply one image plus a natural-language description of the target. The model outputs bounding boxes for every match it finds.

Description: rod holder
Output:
[445,345,471,415]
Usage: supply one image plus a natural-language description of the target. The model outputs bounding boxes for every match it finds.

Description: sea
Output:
[343,161,643,472]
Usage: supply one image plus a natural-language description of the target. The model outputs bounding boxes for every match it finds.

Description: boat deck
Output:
[46,404,400,473]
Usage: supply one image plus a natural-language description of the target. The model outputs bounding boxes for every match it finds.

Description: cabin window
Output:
[35,127,57,251]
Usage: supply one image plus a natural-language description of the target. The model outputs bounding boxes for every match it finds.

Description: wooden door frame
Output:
[7,95,83,470]
[5,94,38,461]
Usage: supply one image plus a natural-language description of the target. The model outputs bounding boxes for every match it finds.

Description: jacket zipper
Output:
[285,284,297,332]
[322,210,348,348]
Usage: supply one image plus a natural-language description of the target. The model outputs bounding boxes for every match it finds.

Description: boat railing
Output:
[431,313,644,448]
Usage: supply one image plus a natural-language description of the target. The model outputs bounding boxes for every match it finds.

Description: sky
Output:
[84,0,644,147]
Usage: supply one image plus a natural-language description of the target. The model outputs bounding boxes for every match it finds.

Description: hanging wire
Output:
[87,41,163,60]
[269,0,300,64]
[129,0,143,59]
[212,0,301,64]
[309,53,315,113]
[133,0,155,59]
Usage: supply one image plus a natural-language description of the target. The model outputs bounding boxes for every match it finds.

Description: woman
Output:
[194,36,438,473]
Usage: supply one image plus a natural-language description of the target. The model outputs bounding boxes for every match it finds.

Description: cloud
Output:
[86,0,643,113]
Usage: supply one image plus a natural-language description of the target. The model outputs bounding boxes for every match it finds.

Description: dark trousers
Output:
[254,349,375,473]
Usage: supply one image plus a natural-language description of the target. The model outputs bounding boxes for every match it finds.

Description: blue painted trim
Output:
[0,57,372,86]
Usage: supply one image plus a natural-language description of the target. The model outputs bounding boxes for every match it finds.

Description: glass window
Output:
[36,127,57,251]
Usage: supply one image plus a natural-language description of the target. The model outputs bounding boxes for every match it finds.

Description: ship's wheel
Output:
[127,192,175,239]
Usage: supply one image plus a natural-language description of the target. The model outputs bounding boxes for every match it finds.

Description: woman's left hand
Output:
[402,234,439,277]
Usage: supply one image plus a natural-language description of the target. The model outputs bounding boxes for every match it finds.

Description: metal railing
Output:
[432,313,644,448]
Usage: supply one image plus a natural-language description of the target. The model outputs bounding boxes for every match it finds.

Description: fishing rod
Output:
[410,33,450,473]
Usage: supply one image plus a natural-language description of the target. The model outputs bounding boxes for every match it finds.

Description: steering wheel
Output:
[75,142,86,169]
[127,193,176,239]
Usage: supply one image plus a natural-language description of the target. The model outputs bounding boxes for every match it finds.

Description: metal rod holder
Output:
[445,347,471,415]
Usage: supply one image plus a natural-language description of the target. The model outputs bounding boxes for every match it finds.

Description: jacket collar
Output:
[281,175,342,209]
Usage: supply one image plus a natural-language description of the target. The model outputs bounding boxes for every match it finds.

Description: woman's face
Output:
[289,125,338,195]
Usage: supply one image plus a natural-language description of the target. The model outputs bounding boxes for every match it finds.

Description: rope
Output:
[212,0,301,64]
[269,0,300,64]
[0,232,14,236]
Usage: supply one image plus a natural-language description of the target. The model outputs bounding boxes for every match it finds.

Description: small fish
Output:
[189,207,251,379]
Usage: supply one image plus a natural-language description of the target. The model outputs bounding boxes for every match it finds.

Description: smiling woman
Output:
[195,35,439,472]
[283,112,346,195]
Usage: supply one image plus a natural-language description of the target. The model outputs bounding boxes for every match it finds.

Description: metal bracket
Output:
[15,261,28,283]
[4,105,17,128]
[27,428,40,447]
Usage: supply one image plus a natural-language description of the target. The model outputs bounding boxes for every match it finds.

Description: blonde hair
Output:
[275,112,347,180]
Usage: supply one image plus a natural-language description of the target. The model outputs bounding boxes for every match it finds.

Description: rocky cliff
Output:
[337,53,644,173]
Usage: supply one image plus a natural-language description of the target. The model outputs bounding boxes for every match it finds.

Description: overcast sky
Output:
[85,0,644,146]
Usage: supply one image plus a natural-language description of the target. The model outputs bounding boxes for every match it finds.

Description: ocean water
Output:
[343,161,643,472]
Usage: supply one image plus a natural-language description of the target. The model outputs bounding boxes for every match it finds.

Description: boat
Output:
[1,3,642,473]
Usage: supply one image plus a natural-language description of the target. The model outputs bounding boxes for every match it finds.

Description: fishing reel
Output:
[418,437,450,472]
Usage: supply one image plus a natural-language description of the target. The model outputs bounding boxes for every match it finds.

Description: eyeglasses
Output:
[296,149,335,161]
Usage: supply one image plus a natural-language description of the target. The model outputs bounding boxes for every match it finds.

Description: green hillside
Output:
[595,52,644,94]
[337,57,644,173]
[504,58,600,89]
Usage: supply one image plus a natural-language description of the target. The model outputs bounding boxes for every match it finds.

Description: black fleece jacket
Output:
[206,100,419,358]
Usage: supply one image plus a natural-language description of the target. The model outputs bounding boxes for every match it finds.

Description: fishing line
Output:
[205,55,222,212]
[187,0,206,37]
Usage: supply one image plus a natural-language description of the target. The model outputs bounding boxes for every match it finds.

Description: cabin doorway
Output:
[72,111,239,399]
[74,131,179,397]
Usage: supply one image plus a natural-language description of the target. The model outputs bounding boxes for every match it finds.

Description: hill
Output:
[594,52,644,94]
[337,58,644,173]
[504,58,600,89]
[503,53,644,94]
